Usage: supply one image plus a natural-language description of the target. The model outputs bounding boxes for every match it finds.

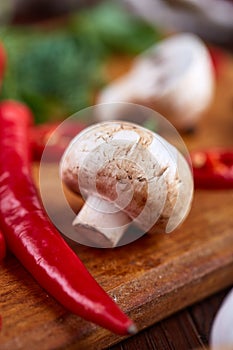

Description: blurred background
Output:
[0,0,232,124]
[1,2,233,349]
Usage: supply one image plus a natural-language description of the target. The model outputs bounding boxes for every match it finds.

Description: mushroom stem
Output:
[72,195,131,248]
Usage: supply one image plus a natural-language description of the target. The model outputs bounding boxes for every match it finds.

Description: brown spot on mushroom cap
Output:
[95,157,149,218]
[94,122,154,148]
[118,122,153,147]
[149,172,180,234]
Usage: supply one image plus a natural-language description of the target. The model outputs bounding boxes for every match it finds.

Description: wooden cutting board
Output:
[0,55,233,350]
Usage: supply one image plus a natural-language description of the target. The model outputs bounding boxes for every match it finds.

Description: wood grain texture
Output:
[0,52,233,350]
[109,289,230,350]
[189,289,229,346]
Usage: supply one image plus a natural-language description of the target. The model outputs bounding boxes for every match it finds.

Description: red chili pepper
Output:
[0,100,136,335]
[208,46,229,79]
[191,149,233,189]
[30,121,86,161]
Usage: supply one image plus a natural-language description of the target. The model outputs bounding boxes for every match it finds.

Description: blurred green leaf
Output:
[75,1,159,54]
[0,1,159,123]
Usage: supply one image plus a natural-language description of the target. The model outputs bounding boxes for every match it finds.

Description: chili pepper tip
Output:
[127,323,138,335]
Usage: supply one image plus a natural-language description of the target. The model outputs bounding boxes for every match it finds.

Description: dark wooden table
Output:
[109,288,231,350]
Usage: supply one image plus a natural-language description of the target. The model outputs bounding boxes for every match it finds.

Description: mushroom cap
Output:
[60,121,193,234]
[97,33,214,130]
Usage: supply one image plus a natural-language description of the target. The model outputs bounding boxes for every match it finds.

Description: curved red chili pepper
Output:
[0,100,136,335]
[191,149,233,189]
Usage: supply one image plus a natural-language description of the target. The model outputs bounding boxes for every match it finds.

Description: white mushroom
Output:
[210,288,233,350]
[97,33,214,131]
[60,121,193,248]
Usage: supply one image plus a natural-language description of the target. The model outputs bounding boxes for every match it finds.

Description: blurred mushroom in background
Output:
[97,33,215,132]
[0,0,230,130]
